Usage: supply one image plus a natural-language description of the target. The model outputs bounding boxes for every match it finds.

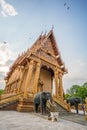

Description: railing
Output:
[53,95,68,111]
[47,100,55,112]
[0,93,23,106]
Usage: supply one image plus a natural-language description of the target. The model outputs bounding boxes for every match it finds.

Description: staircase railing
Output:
[0,93,23,106]
[53,95,68,111]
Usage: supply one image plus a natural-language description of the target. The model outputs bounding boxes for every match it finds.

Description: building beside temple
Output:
[0,30,68,112]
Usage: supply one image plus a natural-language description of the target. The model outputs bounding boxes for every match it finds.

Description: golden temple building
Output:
[0,30,69,113]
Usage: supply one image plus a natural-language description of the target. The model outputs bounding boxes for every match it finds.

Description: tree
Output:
[65,82,87,102]
[66,85,80,96]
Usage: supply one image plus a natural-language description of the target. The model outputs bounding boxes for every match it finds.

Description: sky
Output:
[0,0,87,92]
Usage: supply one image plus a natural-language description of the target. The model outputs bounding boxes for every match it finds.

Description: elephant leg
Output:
[75,103,78,114]
[82,104,85,114]
[40,105,43,114]
[34,103,39,113]
[40,104,45,114]
[34,103,37,112]
[40,100,45,114]
[41,107,44,114]
[43,104,46,113]
[42,103,46,114]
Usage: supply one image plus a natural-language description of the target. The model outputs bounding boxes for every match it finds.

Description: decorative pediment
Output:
[34,48,58,65]
[41,37,55,55]
[5,30,67,81]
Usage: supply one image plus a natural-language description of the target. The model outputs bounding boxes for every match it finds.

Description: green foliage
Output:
[65,93,71,99]
[0,89,4,95]
[65,82,87,102]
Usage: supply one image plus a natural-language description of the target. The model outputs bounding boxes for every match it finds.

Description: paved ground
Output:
[60,113,87,126]
[0,111,87,130]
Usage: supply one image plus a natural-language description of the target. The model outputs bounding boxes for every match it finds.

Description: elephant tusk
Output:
[48,99,54,106]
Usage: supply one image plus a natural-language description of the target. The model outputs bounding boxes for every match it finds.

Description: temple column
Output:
[8,85,11,93]
[33,62,41,94]
[23,60,34,98]
[17,66,25,93]
[6,86,9,93]
[7,85,11,94]
[54,68,59,98]
[59,73,64,99]
[4,86,7,94]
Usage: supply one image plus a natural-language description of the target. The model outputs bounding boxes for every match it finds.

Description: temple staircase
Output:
[47,95,69,115]
[0,92,34,112]
[0,93,23,110]
[0,93,69,114]
[17,93,34,112]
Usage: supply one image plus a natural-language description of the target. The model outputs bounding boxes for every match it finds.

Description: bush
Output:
[0,89,4,95]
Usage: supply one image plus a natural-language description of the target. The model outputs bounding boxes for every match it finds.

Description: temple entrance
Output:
[38,66,54,94]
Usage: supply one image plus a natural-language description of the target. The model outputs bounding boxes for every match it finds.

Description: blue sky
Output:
[0,0,87,92]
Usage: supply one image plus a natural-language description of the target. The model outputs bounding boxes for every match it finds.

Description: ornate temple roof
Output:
[5,30,67,80]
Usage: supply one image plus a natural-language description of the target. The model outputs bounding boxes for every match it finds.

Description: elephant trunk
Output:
[48,99,53,106]
[48,99,54,112]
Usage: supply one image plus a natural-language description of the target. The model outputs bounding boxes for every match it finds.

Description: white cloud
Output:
[67,60,87,79]
[0,0,18,17]
[0,42,12,65]
[0,80,4,83]
[0,66,9,75]
[0,79,5,89]
[63,60,87,92]
[1,10,7,17]
[0,42,14,89]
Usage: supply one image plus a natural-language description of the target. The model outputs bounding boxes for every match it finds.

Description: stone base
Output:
[17,97,34,112]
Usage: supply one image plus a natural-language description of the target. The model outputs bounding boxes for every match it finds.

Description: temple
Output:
[0,30,69,113]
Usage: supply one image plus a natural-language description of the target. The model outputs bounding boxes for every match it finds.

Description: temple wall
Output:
[21,69,28,92]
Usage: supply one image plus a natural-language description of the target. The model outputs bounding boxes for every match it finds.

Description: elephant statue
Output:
[34,91,52,114]
[66,97,84,114]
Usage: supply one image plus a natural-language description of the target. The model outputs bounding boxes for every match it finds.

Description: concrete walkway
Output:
[0,111,87,130]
